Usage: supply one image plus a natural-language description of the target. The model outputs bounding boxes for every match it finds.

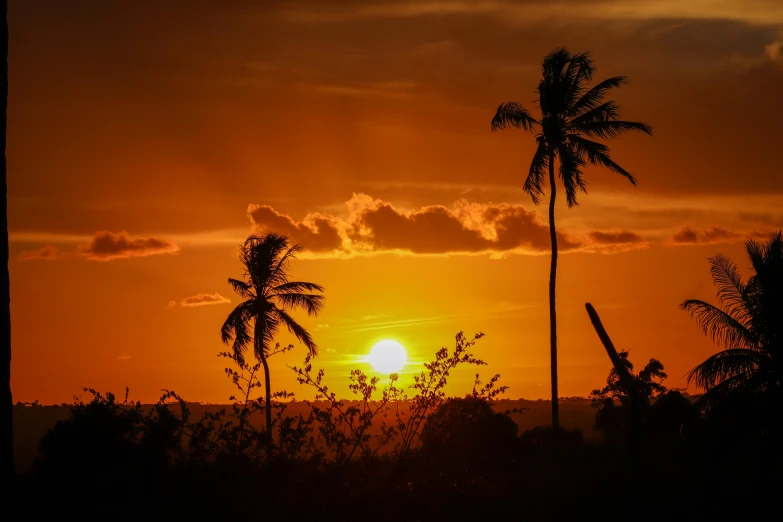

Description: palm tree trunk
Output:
[1,0,13,512]
[548,152,560,431]
[260,352,273,460]
[585,303,639,478]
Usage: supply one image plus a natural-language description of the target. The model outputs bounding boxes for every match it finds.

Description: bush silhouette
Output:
[420,396,517,468]
[36,390,141,481]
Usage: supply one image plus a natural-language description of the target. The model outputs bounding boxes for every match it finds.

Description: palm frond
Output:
[274,292,325,316]
[268,243,302,289]
[275,307,318,356]
[698,372,764,407]
[569,101,620,127]
[680,299,758,350]
[576,120,653,139]
[539,47,575,115]
[708,254,748,319]
[491,102,539,131]
[256,311,280,359]
[541,47,571,80]
[568,76,626,117]
[228,277,254,299]
[562,51,594,109]
[220,300,255,362]
[570,135,637,185]
[686,348,765,390]
[241,233,290,289]
[523,139,549,205]
[557,144,586,207]
[273,281,325,294]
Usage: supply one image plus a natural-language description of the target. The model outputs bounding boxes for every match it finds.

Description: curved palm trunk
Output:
[260,352,273,460]
[548,152,560,430]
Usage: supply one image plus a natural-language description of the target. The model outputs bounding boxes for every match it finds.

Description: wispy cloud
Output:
[346,303,536,333]
[670,226,742,245]
[171,293,232,308]
[79,231,180,261]
[278,0,783,25]
[17,245,61,261]
[309,80,417,98]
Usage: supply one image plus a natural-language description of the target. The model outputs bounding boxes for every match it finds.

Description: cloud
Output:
[248,193,580,257]
[279,0,783,25]
[248,204,343,252]
[587,230,648,253]
[309,80,417,98]
[765,40,783,61]
[589,230,646,245]
[116,354,132,361]
[347,195,581,254]
[316,324,331,330]
[671,226,741,245]
[17,245,60,261]
[176,293,231,308]
[79,231,180,261]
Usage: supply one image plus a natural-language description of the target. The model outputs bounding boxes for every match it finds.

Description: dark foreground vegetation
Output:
[14,326,783,521]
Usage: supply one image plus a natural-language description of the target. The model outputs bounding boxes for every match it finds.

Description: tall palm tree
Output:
[491,48,652,429]
[681,231,783,423]
[221,233,324,456]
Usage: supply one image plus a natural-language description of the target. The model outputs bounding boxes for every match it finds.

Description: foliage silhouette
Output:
[19,327,779,521]
[681,230,783,432]
[397,332,496,456]
[590,350,667,440]
[221,233,324,457]
[420,396,518,471]
[492,48,651,429]
[289,331,502,462]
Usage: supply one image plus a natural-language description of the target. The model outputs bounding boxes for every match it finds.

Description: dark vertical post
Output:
[1,0,13,515]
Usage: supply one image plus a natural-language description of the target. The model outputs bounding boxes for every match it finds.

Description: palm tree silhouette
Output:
[221,233,324,456]
[681,231,782,420]
[492,48,652,429]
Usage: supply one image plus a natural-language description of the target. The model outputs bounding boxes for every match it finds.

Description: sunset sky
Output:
[8,0,783,404]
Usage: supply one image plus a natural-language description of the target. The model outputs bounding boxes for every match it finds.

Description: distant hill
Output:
[12,397,598,472]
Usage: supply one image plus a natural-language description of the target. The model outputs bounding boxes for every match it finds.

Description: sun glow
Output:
[366,340,407,374]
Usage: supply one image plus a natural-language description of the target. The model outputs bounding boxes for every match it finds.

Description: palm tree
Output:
[221,233,324,456]
[492,48,652,429]
[680,231,783,423]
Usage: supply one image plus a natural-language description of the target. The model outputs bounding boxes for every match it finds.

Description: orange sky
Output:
[8,0,783,404]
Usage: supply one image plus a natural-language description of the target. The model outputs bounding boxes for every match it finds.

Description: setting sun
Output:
[366,340,407,374]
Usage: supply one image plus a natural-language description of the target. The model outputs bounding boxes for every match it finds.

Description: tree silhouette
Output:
[420,396,518,470]
[492,48,652,428]
[590,350,667,441]
[221,233,324,456]
[681,231,783,426]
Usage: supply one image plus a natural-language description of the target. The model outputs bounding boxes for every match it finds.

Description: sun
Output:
[366,340,407,374]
